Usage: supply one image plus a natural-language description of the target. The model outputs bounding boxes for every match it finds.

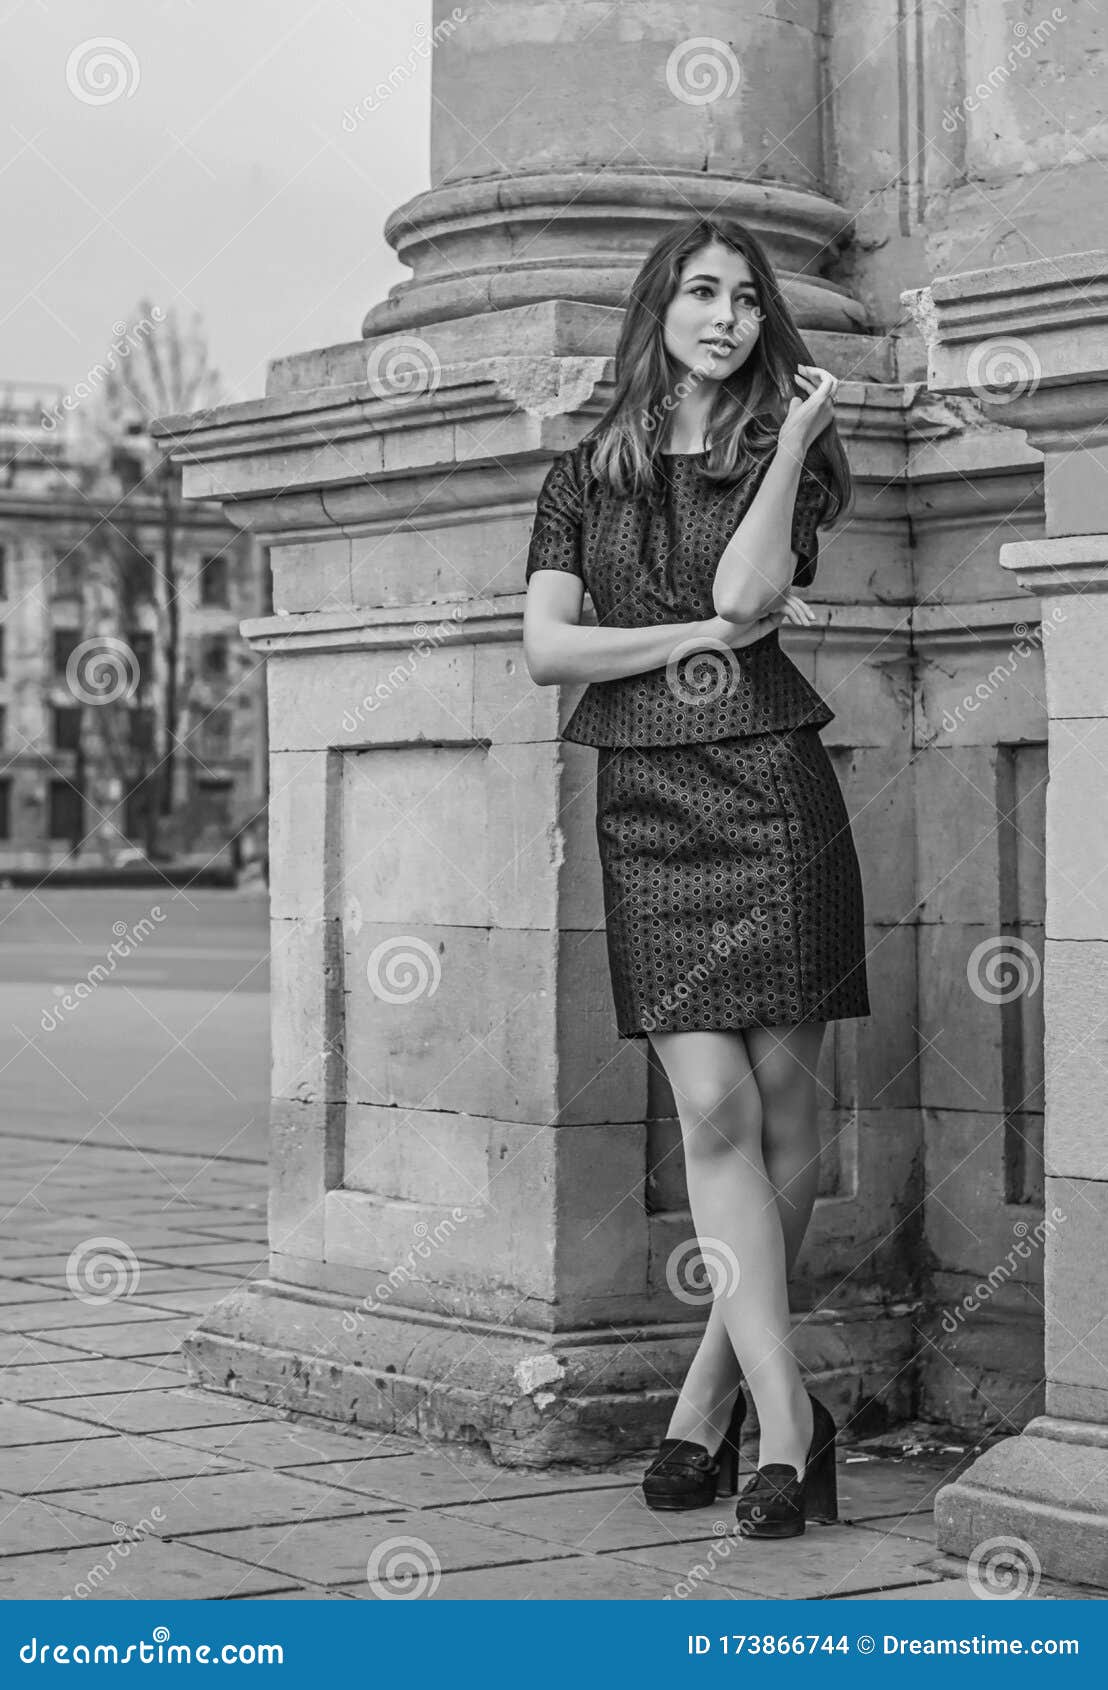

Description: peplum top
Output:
[523,434,835,747]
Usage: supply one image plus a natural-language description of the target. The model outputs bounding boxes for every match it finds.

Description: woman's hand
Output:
[778,364,839,461]
[703,592,814,649]
[777,589,817,627]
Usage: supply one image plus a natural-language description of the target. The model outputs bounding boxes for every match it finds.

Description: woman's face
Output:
[662,242,762,383]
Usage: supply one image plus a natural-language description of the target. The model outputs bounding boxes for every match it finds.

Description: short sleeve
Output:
[790,455,829,589]
[525,451,584,584]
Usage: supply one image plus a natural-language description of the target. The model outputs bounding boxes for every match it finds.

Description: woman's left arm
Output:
[712,366,837,623]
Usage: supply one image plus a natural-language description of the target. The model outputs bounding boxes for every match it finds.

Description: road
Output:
[0,887,270,1162]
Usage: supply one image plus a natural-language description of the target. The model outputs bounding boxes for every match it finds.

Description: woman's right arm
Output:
[523,572,783,686]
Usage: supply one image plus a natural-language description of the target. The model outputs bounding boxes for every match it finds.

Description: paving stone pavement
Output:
[0,1131,1099,1603]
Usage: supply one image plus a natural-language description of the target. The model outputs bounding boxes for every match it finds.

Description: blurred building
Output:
[0,380,270,876]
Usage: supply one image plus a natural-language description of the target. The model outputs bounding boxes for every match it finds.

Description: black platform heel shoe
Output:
[642,1385,746,1511]
[733,1390,838,1538]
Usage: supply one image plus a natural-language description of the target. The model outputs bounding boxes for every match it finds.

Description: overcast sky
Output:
[0,0,432,404]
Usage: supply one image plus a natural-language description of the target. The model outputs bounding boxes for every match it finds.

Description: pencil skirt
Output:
[593,727,871,1040]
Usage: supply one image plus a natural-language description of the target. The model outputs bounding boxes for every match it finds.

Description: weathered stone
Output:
[917,255,1108,1588]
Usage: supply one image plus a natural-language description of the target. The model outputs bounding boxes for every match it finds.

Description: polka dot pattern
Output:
[523,437,833,747]
[524,435,867,1039]
[595,728,871,1039]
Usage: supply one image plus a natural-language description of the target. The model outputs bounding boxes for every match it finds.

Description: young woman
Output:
[522,217,870,1539]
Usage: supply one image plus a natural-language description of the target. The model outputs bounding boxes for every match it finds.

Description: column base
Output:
[368,170,865,337]
[182,1280,914,1468]
[935,1416,1108,1590]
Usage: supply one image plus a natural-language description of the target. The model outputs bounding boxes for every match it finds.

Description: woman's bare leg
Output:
[651,1026,824,1474]
[748,1023,826,1272]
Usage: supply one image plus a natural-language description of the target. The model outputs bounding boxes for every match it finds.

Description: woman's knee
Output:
[746,1025,823,1110]
[650,1031,764,1156]
[745,1026,823,1157]
[673,1073,763,1159]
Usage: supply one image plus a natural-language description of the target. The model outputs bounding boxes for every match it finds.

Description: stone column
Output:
[151,0,913,1465]
[911,251,1108,1586]
[362,0,864,338]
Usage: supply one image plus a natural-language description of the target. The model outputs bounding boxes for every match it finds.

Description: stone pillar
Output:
[911,251,1108,1586]
[151,0,919,1465]
[362,0,865,337]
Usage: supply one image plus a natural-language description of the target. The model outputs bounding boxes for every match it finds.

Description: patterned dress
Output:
[524,434,871,1041]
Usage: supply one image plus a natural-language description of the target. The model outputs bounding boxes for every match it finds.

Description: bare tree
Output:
[88,299,225,853]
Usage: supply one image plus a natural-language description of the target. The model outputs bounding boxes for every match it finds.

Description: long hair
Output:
[584,217,852,527]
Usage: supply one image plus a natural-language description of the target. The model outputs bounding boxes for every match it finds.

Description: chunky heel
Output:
[802,1394,839,1524]
[642,1384,746,1511]
[734,1388,838,1538]
[716,1397,743,1497]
